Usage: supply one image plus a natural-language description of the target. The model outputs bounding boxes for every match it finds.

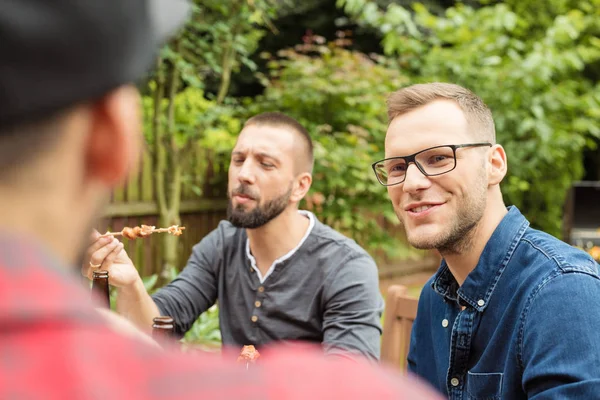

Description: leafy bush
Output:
[339,0,600,237]
[181,305,222,350]
[247,33,425,260]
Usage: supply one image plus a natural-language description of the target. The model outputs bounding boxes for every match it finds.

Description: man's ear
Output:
[85,85,142,186]
[290,172,312,203]
[488,144,507,186]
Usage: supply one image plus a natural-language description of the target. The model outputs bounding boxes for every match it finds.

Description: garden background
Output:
[98,0,600,349]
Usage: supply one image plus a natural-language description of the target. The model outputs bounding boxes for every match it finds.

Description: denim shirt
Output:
[408,206,600,399]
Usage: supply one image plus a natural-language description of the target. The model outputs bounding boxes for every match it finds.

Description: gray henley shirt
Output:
[152,211,383,361]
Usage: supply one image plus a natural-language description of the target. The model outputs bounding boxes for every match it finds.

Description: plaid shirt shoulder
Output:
[0,238,441,399]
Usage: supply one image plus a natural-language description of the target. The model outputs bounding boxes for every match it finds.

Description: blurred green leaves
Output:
[182,305,222,349]
[339,0,600,236]
[131,0,600,347]
[247,33,421,259]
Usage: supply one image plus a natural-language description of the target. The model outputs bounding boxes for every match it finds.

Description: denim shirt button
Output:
[477,299,485,307]
[451,377,460,387]
[442,319,449,328]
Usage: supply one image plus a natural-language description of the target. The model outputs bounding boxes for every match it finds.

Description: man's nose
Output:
[402,163,431,193]
[237,160,256,184]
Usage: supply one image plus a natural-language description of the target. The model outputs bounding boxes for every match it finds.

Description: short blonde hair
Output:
[387,82,496,143]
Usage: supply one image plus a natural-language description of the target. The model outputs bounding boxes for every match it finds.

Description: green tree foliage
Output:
[246,33,425,259]
[338,0,600,236]
[143,0,285,280]
[129,0,600,349]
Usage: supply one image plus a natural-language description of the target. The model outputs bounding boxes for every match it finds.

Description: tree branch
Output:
[165,40,182,221]
[216,1,244,104]
[153,57,168,217]
[216,41,235,104]
[166,40,181,151]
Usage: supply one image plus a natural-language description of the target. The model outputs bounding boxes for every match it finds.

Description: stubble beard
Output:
[227,184,293,229]
[401,177,488,255]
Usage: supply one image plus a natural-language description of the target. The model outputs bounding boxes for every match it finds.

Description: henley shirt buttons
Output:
[254,301,261,308]
[251,316,258,323]
[442,319,449,328]
[258,286,265,293]
[450,378,460,387]
[477,299,485,307]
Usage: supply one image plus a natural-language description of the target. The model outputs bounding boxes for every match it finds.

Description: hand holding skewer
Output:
[82,225,185,288]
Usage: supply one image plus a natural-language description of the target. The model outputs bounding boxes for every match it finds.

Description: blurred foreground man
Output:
[84,111,383,362]
[373,82,600,399]
[0,0,442,398]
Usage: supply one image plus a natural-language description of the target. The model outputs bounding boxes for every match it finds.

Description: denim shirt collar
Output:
[432,206,530,311]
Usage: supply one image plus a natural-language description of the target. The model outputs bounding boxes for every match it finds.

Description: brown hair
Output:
[386,82,496,143]
[244,112,314,173]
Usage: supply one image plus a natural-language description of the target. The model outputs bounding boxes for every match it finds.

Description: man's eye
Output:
[261,162,274,168]
[429,155,448,163]
[387,163,407,175]
[232,159,244,164]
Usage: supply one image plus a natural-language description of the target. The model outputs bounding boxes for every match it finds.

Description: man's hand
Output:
[82,230,163,332]
[81,230,141,288]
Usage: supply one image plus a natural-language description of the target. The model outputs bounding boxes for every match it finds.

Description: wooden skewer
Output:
[100,225,185,238]
[102,231,124,237]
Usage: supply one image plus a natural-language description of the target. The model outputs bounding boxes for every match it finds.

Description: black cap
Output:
[0,0,190,129]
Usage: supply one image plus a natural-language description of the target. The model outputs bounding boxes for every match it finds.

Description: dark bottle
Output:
[91,270,110,308]
[152,316,175,341]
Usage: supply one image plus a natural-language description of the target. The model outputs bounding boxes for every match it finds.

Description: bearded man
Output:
[85,111,383,361]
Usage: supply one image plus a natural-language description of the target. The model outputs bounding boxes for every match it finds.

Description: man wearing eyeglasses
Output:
[373,82,600,399]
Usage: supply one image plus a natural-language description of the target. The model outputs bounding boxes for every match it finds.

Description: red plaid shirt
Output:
[0,237,441,399]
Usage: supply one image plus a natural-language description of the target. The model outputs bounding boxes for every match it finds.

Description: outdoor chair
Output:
[380,284,419,371]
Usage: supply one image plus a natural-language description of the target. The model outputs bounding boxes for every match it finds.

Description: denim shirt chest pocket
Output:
[466,371,503,400]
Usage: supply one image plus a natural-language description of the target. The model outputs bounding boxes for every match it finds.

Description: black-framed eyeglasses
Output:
[371,142,492,186]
